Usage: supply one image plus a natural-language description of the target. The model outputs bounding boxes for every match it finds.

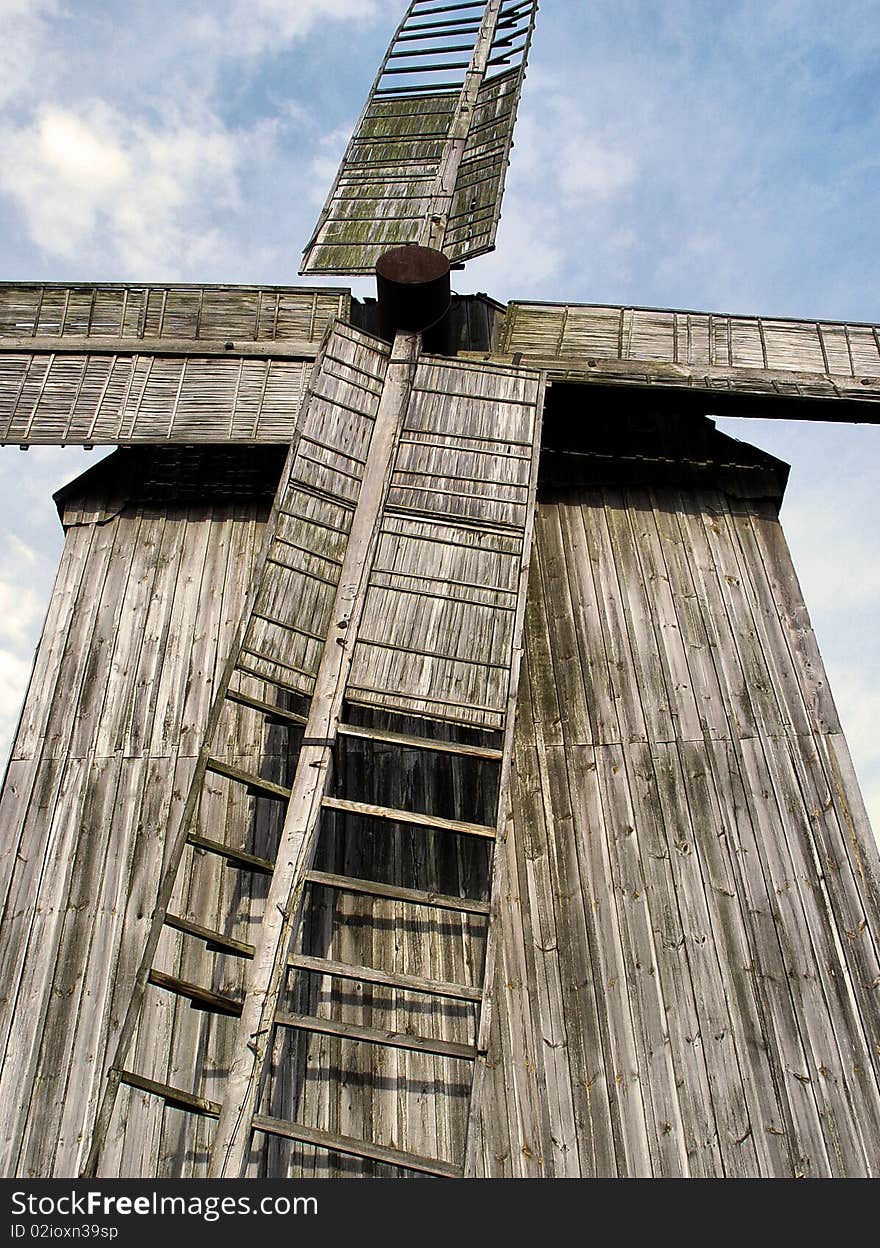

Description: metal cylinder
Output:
[376,245,453,355]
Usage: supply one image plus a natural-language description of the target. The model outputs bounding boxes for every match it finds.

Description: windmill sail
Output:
[0,283,347,444]
[300,0,539,275]
[6,282,880,447]
[79,323,545,1178]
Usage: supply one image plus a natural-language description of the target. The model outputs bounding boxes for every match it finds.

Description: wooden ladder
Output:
[85,323,543,1178]
[116,716,507,1178]
[233,719,507,1179]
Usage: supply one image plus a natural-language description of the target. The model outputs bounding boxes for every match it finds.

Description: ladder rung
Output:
[206,758,292,801]
[224,688,308,726]
[265,554,337,586]
[288,953,482,1002]
[115,1069,221,1118]
[251,1115,461,1178]
[165,913,255,959]
[148,969,243,1017]
[274,1012,477,1061]
[241,645,317,683]
[252,609,326,643]
[187,833,275,876]
[322,797,496,840]
[337,721,503,761]
[235,660,311,697]
[304,870,490,915]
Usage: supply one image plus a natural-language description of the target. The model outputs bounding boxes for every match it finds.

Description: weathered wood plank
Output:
[301,3,538,273]
[275,1011,476,1061]
[0,354,316,445]
[322,796,496,840]
[305,869,489,915]
[0,284,348,343]
[289,953,482,1002]
[251,1115,461,1178]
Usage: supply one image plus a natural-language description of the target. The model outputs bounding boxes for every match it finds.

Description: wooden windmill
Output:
[1,0,879,1180]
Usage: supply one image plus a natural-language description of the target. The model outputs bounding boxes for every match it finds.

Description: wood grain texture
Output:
[470,458,880,1177]
[0,285,349,343]
[481,301,880,418]
[301,1,538,274]
[0,283,350,446]
[349,354,544,729]
[0,466,275,1177]
[2,373,879,1179]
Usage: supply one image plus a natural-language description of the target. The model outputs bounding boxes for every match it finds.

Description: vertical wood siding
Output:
[2,445,878,1178]
[470,483,880,1177]
[0,481,272,1177]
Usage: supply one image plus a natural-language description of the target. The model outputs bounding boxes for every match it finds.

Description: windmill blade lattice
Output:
[301,0,539,276]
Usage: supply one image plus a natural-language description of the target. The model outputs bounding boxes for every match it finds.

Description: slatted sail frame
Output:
[300,0,538,275]
[0,283,348,445]
[84,319,545,1178]
[348,354,541,729]
[8,282,880,446]
[484,300,880,417]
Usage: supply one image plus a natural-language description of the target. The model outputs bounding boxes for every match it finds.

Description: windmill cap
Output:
[375,245,453,352]
[376,245,451,285]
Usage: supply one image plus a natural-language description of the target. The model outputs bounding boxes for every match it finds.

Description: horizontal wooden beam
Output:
[274,1011,477,1060]
[251,1116,461,1177]
[164,913,255,959]
[461,350,880,418]
[205,758,292,801]
[322,795,496,839]
[288,952,483,1001]
[304,868,491,915]
[0,336,320,360]
[187,833,275,876]
[336,721,503,760]
[147,969,243,1017]
[223,688,308,727]
[115,1070,222,1118]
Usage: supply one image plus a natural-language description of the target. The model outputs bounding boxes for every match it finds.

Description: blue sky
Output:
[0,0,878,831]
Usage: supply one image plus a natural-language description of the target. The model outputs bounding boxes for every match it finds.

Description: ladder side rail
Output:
[462,369,546,1172]
[207,332,421,1178]
[423,0,506,252]
[80,328,338,1177]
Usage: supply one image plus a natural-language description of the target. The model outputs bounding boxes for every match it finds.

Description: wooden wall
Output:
[2,412,879,1178]
[0,449,281,1177]
[470,473,880,1177]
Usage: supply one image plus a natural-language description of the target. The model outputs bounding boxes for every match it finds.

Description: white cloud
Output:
[0,536,42,648]
[0,0,58,107]
[190,0,392,59]
[558,137,637,201]
[308,125,353,207]
[508,93,641,208]
[466,85,644,301]
[0,102,252,273]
